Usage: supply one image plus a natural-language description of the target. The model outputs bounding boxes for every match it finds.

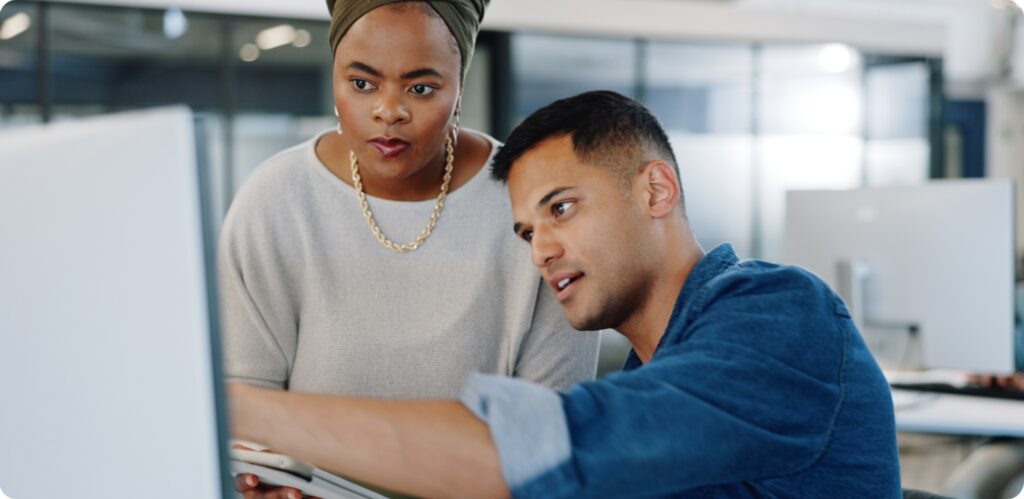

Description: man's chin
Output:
[565,298,629,331]
[567,312,605,332]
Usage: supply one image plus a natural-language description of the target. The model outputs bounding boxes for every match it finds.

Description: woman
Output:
[222,0,599,493]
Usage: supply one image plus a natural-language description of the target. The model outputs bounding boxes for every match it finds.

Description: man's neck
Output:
[618,230,704,364]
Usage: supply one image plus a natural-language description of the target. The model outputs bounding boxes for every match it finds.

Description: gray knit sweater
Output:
[218,130,599,398]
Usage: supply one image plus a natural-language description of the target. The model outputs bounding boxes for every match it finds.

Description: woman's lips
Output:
[369,138,410,158]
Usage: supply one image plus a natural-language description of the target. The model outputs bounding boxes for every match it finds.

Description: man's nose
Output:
[530,227,563,269]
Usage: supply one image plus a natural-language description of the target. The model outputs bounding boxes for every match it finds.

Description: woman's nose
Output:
[373,91,411,126]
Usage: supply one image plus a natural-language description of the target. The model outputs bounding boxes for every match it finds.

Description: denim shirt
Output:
[460,244,901,498]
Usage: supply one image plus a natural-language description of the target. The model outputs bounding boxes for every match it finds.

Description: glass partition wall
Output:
[645,42,755,258]
[509,35,936,262]
[1,1,939,262]
[1,1,942,377]
[0,1,42,128]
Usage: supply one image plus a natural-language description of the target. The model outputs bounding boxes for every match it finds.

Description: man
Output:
[231,90,901,499]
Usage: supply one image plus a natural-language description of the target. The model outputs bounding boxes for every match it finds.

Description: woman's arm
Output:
[514,280,600,388]
[217,197,297,388]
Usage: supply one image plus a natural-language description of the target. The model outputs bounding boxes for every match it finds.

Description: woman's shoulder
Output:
[454,129,504,192]
[471,129,501,148]
[222,133,325,228]
[469,129,502,160]
[239,135,322,194]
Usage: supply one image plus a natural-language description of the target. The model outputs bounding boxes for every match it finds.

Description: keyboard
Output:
[890,383,1024,401]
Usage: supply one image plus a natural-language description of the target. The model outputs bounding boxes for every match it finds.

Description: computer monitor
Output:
[783,179,1016,375]
[0,107,232,498]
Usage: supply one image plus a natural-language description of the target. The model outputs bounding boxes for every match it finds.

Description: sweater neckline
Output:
[306,128,500,208]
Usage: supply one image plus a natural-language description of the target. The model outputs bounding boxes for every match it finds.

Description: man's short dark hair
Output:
[491,90,679,189]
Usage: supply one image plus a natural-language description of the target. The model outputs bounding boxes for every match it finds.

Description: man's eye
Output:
[410,84,436,96]
[553,201,574,216]
[522,230,534,243]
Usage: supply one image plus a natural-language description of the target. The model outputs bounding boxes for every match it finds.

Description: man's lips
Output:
[549,271,583,302]
[368,138,410,158]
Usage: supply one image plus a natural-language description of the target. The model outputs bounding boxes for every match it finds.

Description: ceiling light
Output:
[293,29,311,48]
[0,1,13,15]
[1010,0,1024,10]
[163,7,188,40]
[818,43,856,74]
[256,24,295,50]
[239,43,260,62]
[0,12,30,41]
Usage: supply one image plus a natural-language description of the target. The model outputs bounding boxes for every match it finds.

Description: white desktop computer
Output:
[783,179,1016,375]
[0,107,232,498]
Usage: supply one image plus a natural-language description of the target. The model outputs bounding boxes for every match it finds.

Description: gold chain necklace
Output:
[350,136,454,253]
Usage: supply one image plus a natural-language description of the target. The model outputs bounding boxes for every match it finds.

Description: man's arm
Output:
[229,383,510,499]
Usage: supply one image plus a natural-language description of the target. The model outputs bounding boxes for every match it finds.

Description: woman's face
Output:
[332,4,462,185]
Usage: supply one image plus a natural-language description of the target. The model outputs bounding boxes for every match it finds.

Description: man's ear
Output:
[638,160,681,219]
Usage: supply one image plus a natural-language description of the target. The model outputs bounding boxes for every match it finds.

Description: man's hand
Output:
[226,381,508,498]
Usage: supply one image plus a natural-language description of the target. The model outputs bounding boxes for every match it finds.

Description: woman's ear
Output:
[640,160,681,218]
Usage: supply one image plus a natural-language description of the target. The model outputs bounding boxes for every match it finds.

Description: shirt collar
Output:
[622,243,739,371]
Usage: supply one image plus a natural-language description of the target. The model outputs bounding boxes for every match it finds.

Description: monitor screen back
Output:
[783,179,1016,374]
[0,107,229,499]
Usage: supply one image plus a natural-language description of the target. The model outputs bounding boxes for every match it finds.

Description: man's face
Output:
[508,135,655,331]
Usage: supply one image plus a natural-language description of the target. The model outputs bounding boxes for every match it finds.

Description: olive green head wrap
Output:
[326,0,489,81]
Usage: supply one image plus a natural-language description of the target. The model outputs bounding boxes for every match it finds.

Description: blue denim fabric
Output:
[460,373,572,488]
[461,244,901,498]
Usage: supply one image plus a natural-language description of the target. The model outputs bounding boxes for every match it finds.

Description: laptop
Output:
[0,107,232,498]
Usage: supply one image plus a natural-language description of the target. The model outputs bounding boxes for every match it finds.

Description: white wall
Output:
[486,0,943,55]
[48,0,945,56]
[742,0,1016,85]
[31,0,329,20]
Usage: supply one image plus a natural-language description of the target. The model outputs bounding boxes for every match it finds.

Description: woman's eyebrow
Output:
[401,68,443,80]
[346,62,443,81]
[347,61,382,76]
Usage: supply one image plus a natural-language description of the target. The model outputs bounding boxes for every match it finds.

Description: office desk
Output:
[892,388,1024,437]
[893,389,1024,496]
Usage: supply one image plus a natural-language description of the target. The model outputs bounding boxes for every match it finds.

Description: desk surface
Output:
[893,388,1024,437]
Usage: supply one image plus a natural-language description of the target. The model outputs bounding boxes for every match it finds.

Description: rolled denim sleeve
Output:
[458,373,572,491]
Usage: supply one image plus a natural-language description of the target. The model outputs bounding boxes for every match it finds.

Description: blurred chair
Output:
[943,440,1024,499]
[903,488,953,499]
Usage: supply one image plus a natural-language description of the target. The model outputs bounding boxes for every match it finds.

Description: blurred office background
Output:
[2,0,1024,494]
[6,0,1021,258]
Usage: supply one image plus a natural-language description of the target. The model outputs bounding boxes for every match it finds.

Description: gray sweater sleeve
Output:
[513,280,600,389]
[217,193,296,389]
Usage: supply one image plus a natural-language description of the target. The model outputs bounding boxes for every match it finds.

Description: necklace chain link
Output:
[350,136,454,253]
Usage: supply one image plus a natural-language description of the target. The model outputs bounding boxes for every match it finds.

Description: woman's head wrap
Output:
[326,0,489,80]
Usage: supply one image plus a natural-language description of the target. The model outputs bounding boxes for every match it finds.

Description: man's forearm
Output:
[230,384,510,498]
